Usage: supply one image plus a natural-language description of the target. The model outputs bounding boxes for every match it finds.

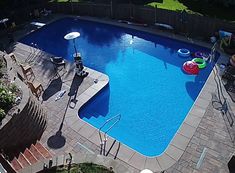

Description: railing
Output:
[209,41,218,63]
[98,114,121,156]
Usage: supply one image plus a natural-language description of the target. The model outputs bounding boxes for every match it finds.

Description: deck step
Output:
[11,157,23,172]
[23,148,38,164]
[34,141,52,159]
[18,153,30,167]
[29,144,45,160]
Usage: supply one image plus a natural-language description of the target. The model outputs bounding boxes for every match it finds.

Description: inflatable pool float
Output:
[192,58,206,69]
[183,61,199,75]
[178,48,190,57]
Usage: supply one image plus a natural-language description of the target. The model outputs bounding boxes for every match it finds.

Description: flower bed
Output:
[38,163,114,173]
[0,56,22,121]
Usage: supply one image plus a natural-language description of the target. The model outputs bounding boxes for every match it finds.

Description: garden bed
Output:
[38,163,114,173]
[0,55,22,122]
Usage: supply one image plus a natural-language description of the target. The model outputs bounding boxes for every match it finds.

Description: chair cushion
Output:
[51,57,64,64]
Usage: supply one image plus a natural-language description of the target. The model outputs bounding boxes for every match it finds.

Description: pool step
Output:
[9,141,52,172]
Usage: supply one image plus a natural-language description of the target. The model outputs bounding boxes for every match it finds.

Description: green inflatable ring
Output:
[192,58,206,69]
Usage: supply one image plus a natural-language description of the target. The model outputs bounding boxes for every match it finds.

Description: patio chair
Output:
[27,81,44,99]
[8,53,17,63]
[20,64,35,81]
[8,53,35,81]
[50,56,66,79]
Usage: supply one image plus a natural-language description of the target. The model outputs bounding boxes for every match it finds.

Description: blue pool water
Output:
[21,18,216,156]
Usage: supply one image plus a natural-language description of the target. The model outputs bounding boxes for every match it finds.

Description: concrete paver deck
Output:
[5,15,235,173]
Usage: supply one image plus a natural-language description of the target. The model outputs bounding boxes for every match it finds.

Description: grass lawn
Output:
[147,0,187,12]
[147,0,235,21]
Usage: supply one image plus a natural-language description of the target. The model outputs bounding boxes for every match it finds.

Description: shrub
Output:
[0,108,6,120]
[0,84,15,110]
[9,83,18,93]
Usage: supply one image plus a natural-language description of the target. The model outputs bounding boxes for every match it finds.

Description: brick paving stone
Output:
[165,102,235,173]
[8,21,235,173]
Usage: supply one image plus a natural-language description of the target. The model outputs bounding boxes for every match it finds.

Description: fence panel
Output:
[133,6,155,24]
[115,4,131,20]
[4,2,234,40]
[92,4,110,18]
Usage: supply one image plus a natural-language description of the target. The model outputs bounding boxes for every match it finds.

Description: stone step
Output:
[11,157,23,172]
[29,144,46,160]
[34,141,52,159]
[17,153,30,168]
[23,148,38,165]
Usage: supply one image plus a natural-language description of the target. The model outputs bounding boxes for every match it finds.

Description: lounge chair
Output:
[27,81,44,99]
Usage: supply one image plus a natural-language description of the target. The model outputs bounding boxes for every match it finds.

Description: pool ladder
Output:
[99,113,121,156]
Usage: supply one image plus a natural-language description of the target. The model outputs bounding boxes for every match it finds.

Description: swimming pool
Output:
[21,17,216,156]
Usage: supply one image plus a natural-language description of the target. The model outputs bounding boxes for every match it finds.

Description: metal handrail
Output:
[98,113,121,155]
[104,115,121,136]
[209,41,218,63]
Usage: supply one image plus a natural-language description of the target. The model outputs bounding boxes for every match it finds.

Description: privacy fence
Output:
[2,2,235,39]
[46,2,235,39]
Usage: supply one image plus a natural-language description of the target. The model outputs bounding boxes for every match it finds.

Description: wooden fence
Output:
[1,2,235,39]
[46,2,235,39]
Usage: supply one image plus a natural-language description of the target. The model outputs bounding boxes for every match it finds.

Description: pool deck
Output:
[4,15,235,173]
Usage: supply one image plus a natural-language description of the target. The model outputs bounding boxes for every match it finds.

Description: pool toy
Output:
[183,61,199,75]
[192,58,206,69]
[178,48,190,57]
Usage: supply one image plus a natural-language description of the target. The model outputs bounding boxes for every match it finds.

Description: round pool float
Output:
[183,61,199,75]
[178,48,190,57]
[192,58,206,69]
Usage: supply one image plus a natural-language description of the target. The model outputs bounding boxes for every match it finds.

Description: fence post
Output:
[129,2,133,19]
[70,1,74,14]
[110,0,113,18]
[154,4,157,23]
